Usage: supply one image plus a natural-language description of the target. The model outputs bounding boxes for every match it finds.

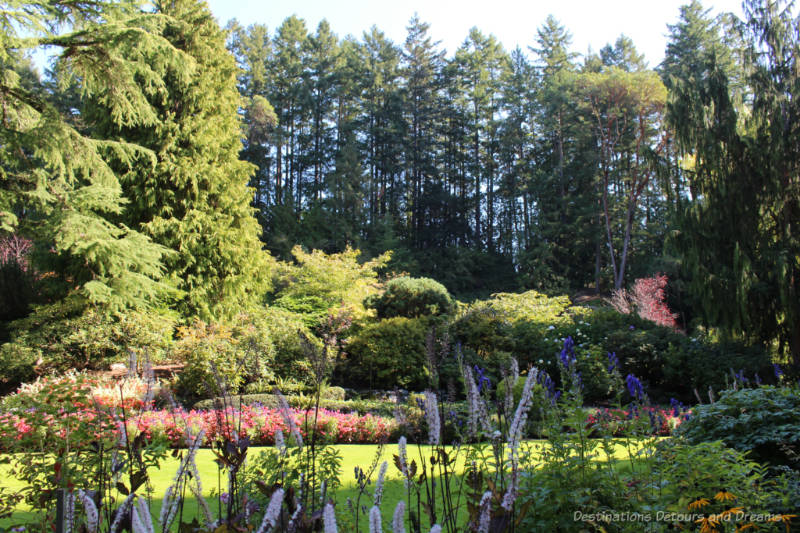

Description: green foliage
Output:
[365,276,455,319]
[676,386,800,467]
[172,313,276,403]
[665,0,800,365]
[0,261,38,326]
[271,246,389,326]
[260,306,322,383]
[193,394,406,416]
[88,0,273,321]
[1,1,184,312]
[343,317,431,390]
[0,301,175,393]
[450,291,769,403]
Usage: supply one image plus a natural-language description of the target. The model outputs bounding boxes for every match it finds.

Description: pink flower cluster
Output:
[0,404,398,450]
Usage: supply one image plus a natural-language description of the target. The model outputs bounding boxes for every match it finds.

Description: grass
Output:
[0,440,639,530]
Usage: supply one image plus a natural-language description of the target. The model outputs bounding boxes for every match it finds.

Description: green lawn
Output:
[0,441,637,530]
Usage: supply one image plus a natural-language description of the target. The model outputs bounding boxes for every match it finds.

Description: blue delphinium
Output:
[607,352,619,373]
[473,365,491,393]
[626,374,644,400]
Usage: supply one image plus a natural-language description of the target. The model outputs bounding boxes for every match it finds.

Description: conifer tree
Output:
[92,0,272,320]
[666,0,800,365]
[0,0,183,311]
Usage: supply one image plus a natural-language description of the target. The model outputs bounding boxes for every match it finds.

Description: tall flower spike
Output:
[424,391,440,446]
[508,368,537,452]
[477,491,492,533]
[110,493,136,533]
[398,436,408,476]
[392,501,406,533]
[256,488,285,533]
[132,497,155,533]
[323,503,337,533]
[369,505,383,533]
[75,490,99,533]
[275,428,286,456]
[374,461,388,506]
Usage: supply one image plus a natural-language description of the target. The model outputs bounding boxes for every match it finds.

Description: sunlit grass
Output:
[0,440,641,530]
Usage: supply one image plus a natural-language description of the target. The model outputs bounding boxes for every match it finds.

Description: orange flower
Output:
[696,515,720,533]
[768,514,797,533]
[714,489,736,502]
[688,497,711,510]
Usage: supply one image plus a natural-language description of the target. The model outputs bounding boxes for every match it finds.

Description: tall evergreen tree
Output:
[666,0,800,365]
[1,0,183,310]
[92,0,272,320]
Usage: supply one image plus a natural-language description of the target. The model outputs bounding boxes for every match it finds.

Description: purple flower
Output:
[551,391,562,405]
[669,398,684,417]
[538,371,555,399]
[773,363,783,379]
[559,336,576,368]
[626,374,644,400]
[607,352,619,373]
[473,366,491,393]
[629,325,635,330]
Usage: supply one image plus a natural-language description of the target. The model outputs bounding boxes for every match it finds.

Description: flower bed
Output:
[0,404,398,450]
[585,406,687,436]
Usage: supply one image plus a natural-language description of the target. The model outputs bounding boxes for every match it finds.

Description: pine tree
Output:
[92,0,272,320]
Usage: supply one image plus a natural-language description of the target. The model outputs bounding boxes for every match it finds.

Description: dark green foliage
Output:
[676,386,800,467]
[0,261,38,326]
[0,301,175,393]
[449,291,769,403]
[365,276,455,319]
[194,394,403,415]
[343,317,431,390]
[664,0,800,365]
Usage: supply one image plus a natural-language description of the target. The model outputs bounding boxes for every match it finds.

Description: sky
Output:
[206,0,747,68]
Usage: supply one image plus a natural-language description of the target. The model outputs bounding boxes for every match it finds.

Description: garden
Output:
[1,276,798,532]
[2,0,800,530]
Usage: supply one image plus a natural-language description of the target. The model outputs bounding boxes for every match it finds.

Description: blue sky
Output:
[206,0,746,67]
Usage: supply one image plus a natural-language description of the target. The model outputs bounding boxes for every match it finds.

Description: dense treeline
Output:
[227,13,673,295]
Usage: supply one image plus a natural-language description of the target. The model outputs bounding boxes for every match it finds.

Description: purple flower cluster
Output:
[607,352,619,374]
[625,374,645,401]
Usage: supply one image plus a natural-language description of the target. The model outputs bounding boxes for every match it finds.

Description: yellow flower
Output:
[721,506,745,518]
[768,514,797,533]
[714,489,736,502]
[696,515,720,533]
[688,497,711,510]
[736,524,757,532]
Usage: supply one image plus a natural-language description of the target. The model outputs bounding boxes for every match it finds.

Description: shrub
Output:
[343,317,431,390]
[260,306,322,384]
[271,246,389,326]
[172,312,276,404]
[676,385,800,467]
[365,276,455,318]
[0,301,175,393]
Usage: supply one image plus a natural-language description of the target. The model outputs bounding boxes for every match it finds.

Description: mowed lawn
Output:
[0,441,638,530]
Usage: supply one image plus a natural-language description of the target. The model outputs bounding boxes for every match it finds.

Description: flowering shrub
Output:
[1,372,152,411]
